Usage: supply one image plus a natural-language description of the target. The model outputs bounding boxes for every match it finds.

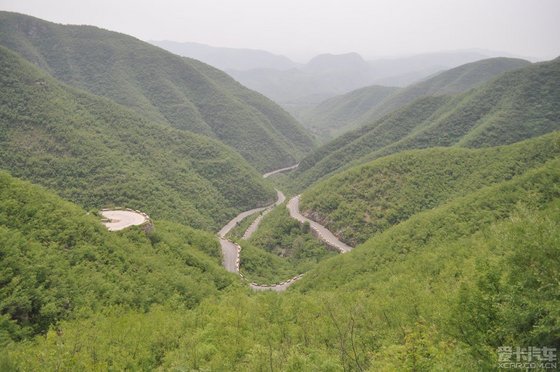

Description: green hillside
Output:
[295,159,560,369]
[301,85,398,140]
[293,57,560,189]
[300,132,560,245]
[0,45,276,229]
[301,57,530,140]
[3,157,558,370]
[0,171,236,342]
[0,11,314,172]
[366,57,531,122]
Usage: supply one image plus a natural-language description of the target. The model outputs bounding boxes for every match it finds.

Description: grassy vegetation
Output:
[300,132,560,245]
[293,57,560,190]
[237,205,337,283]
[0,45,276,230]
[0,11,314,172]
[3,158,558,370]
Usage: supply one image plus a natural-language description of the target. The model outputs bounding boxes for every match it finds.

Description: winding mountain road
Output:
[242,190,286,239]
[262,163,299,178]
[287,196,353,253]
[218,189,286,274]
[217,163,354,291]
[100,163,351,291]
[218,206,267,239]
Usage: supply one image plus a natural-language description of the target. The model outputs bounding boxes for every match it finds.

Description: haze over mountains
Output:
[153,40,528,117]
[302,57,531,139]
[151,40,300,71]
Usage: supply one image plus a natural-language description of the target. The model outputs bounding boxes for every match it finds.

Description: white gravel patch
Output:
[100,210,148,231]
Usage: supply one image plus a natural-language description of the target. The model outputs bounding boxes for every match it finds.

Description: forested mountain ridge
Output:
[292,57,560,190]
[0,11,314,172]
[361,57,531,123]
[300,132,560,245]
[0,45,276,230]
[301,57,529,140]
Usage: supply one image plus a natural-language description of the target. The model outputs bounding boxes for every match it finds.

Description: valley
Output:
[0,8,559,372]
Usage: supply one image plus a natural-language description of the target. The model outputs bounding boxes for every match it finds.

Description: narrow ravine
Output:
[217,163,354,291]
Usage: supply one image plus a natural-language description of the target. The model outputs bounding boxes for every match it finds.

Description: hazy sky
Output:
[1,0,559,61]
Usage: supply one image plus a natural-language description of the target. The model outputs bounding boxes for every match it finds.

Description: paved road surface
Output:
[242,190,285,239]
[262,163,299,178]
[287,195,353,253]
[100,210,148,231]
[219,239,240,273]
[218,206,267,238]
[218,190,285,274]
[249,274,304,291]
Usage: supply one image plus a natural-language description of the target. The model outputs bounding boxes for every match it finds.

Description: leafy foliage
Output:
[3,159,558,370]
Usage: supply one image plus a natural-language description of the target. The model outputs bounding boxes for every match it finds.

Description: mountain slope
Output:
[300,133,560,245]
[364,57,531,124]
[301,85,399,140]
[293,57,560,189]
[302,57,529,140]
[0,12,313,171]
[0,170,235,340]
[0,45,275,229]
